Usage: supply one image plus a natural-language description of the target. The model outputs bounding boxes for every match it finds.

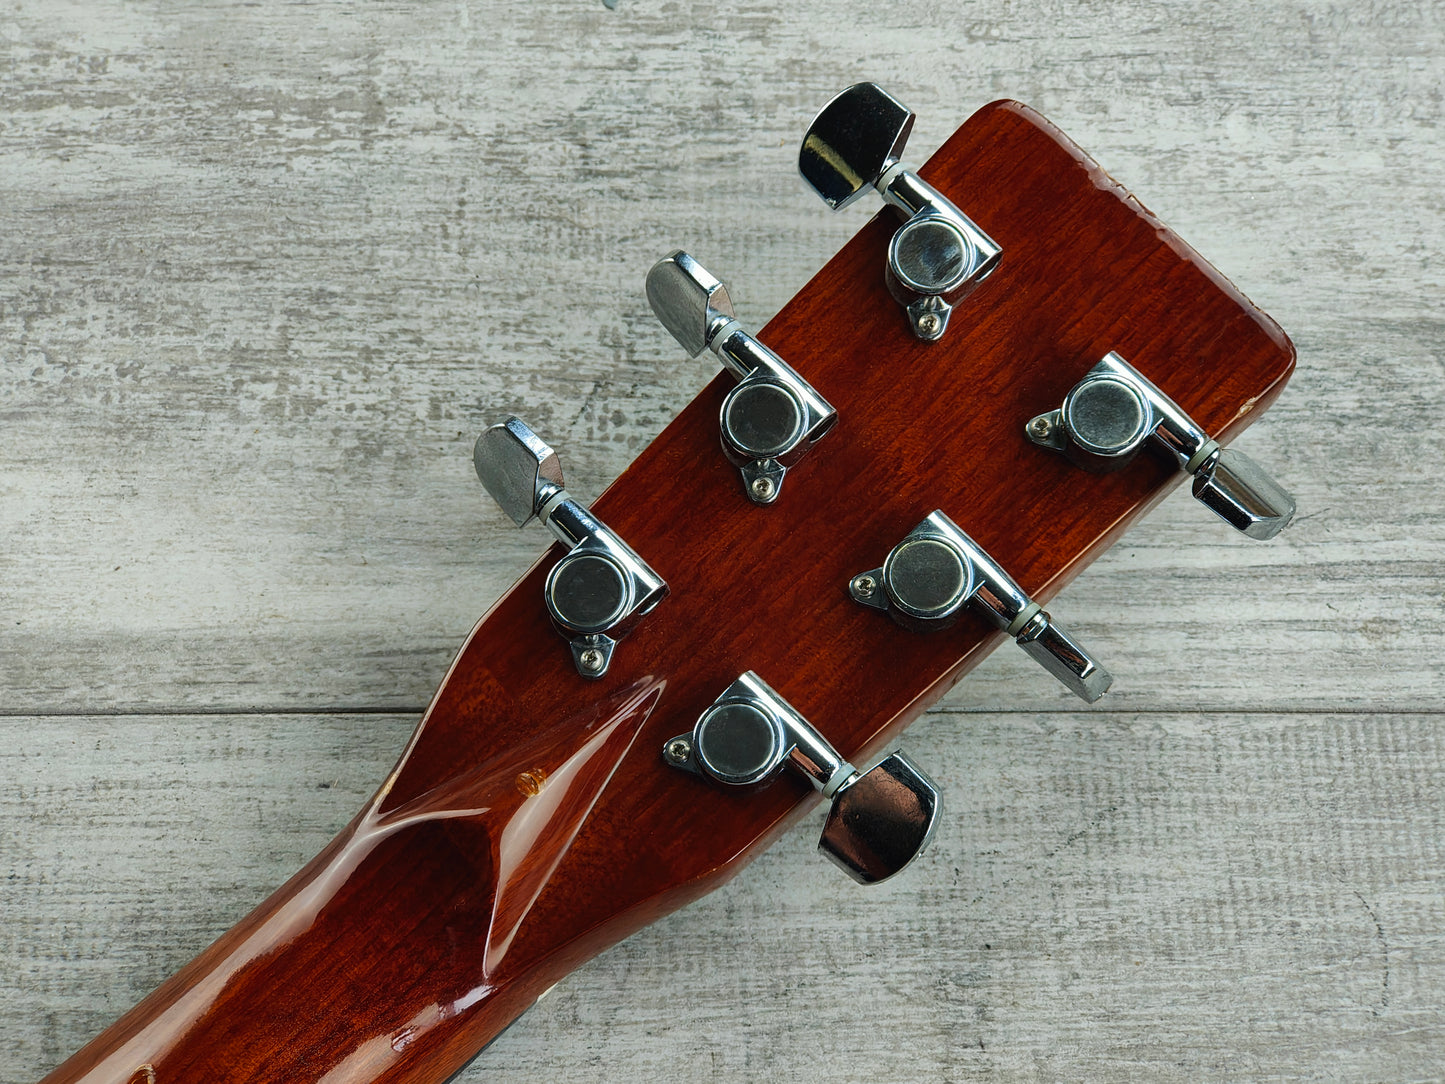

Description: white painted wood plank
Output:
[2,713,414,1078]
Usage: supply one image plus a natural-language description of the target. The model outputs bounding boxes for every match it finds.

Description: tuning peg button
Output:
[646,251,836,504]
[663,671,939,885]
[798,82,1001,341]
[850,511,1112,703]
[1026,351,1296,540]
[818,751,939,885]
[475,417,667,678]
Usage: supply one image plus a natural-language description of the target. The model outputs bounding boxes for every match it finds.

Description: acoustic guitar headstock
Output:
[389,80,1294,976]
[39,85,1298,1084]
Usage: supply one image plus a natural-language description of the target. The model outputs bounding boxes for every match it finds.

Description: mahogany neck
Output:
[42,678,664,1084]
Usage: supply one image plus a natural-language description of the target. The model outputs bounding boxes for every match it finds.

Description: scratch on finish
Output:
[1353,889,1391,1016]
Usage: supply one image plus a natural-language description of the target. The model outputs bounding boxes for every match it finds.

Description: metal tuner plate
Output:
[662,672,940,884]
[1026,351,1296,540]
[475,417,667,678]
[798,83,1001,341]
[851,511,1112,703]
[647,252,835,504]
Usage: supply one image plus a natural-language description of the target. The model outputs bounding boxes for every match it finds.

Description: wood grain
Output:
[2,1,1442,1081]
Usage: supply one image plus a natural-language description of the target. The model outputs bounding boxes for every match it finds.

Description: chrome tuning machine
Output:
[1026,351,1296,540]
[851,511,1112,703]
[798,82,1001,342]
[646,251,836,505]
[474,417,666,678]
[663,672,939,884]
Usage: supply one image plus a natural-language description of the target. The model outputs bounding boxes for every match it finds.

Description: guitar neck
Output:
[42,674,666,1084]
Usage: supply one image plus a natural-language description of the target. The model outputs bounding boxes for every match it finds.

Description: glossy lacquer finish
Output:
[42,102,1294,1084]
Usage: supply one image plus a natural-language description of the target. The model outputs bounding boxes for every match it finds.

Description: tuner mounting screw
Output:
[1028,415,1053,441]
[664,737,692,766]
[749,476,777,502]
[578,647,606,674]
[852,574,878,599]
[916,312,941,337]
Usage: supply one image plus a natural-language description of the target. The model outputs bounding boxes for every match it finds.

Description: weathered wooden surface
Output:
[1,1,1441,1081]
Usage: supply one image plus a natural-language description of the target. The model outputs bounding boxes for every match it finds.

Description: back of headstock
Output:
[372,85,1295,1067]
[428,86,1296,897]
[42,87,1294,1084]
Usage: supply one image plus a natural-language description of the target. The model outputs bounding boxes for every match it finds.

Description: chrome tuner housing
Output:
[474,417,667,678]
[798,82,1001,341]
[1026,351,1296,540]
[646,251,836,504]
[662,672,940,885]
[850,511,1112,703]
